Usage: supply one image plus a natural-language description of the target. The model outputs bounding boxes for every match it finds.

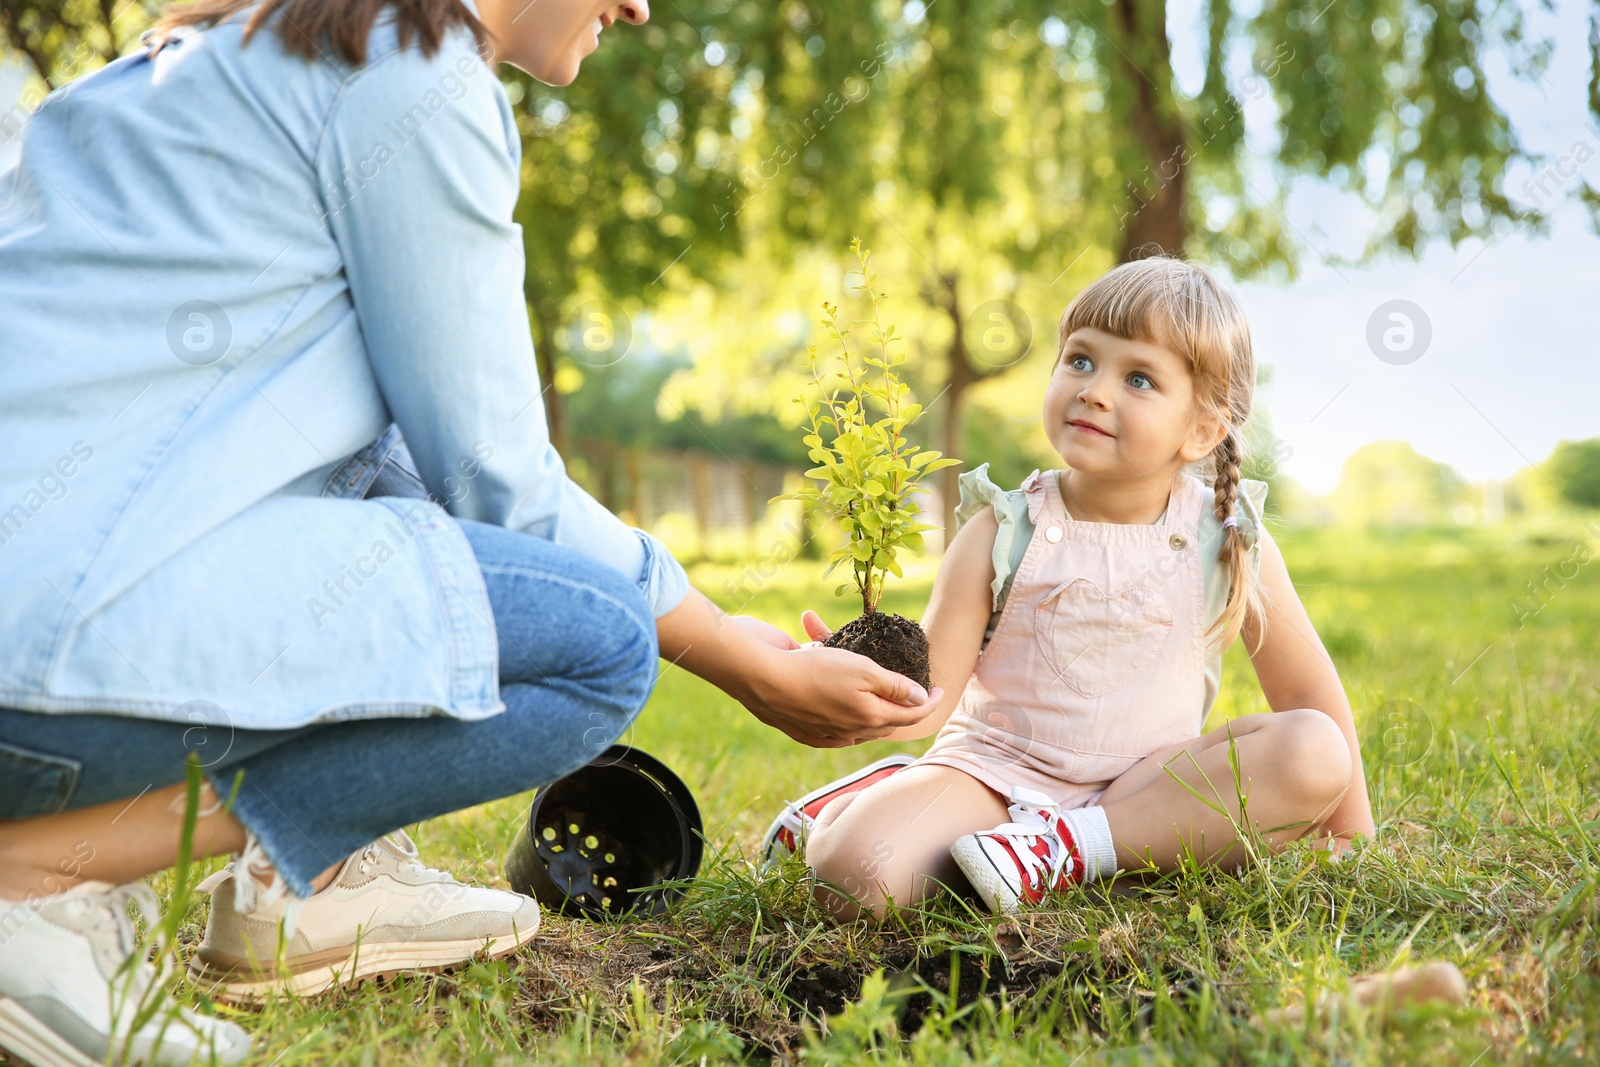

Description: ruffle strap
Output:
[955,463,1038,613]
[1233,478,1269,545]
[1018,469,1053,525]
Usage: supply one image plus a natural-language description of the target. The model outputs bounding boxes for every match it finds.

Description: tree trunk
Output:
[1112,0,1188,262]
[941,344,976,540]
[625,446,644,525]
[934,274,1000,537]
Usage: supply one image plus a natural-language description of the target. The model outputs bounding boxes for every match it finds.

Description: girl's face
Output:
[478,0,650,86]
[1043,327,1224,483]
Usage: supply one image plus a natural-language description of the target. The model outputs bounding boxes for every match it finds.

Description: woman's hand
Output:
[742,641,942,747]
[726,614,801,651]
[655,589,942,747]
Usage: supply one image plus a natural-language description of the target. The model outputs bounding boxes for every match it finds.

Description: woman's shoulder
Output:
[134,2,501,161]
[320,16,497,112]
[187,1,498,121]
[314,14,516,181]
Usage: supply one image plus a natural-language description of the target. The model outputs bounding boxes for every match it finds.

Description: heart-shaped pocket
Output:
[1034,578,1173,698]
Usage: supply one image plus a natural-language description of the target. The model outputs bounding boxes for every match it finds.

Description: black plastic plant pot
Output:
[503,745,703,920]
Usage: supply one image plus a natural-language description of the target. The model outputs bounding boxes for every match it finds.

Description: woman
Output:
[0,1,940,1062]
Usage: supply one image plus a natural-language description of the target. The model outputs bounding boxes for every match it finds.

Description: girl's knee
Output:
[807,833,901,922]
[1270,709,1352,806]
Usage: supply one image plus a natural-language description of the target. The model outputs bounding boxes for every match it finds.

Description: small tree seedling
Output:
[772,237,959,689]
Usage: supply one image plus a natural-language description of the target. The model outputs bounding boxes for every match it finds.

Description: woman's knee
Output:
[465,523,659,702]
[1266,709,1353,809]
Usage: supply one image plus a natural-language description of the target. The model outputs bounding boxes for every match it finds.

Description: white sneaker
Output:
[186,830,539,1003]
[949,787,1086,914]
[0,881,250,1067]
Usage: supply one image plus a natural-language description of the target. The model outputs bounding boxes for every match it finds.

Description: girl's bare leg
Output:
[1096,708,1353,875]
[805,764,1008,922]
[0,781,338,902]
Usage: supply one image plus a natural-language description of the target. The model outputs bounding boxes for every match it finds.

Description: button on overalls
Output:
[917,469,1210,809]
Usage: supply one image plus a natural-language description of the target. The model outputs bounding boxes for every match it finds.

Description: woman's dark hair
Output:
[149,0,490,67]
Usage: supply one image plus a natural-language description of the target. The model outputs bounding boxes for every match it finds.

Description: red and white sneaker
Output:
[950,787,1087,913]
[759,753,916,869]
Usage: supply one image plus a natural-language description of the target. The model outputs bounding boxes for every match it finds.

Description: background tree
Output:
[0,0,151,87]
[647,0,1573,529]
[1545,438,1600,509]
[1329,440,1468,526]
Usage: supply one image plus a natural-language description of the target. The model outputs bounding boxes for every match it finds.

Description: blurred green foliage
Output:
[1328,440,1470,526]
[1546,438,1600,509]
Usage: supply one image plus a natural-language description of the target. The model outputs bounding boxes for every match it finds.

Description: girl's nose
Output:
[612,1,649,25]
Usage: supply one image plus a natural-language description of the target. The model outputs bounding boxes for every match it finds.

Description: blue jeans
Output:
[0,517,660,898]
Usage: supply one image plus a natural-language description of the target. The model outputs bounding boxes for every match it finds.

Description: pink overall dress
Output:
[916,468,1211,809]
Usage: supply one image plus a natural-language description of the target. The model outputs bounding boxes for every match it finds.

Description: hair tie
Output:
[1222,516,1239,530]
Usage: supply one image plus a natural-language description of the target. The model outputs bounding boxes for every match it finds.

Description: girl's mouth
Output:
[1068,420,1112,438]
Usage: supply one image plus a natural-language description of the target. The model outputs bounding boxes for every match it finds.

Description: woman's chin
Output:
[521,51,583,87]
[534,65,581,87]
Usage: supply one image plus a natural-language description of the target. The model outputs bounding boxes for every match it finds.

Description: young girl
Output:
[762,257,1376,919]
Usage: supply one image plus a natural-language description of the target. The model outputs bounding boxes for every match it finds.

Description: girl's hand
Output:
[798,609,835,646]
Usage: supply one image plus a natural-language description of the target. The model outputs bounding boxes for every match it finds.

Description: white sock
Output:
[1057,805,1117,881]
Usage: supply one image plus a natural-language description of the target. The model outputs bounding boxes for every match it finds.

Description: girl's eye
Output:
[1066,354,1092,371]
[1129,372,1154,390]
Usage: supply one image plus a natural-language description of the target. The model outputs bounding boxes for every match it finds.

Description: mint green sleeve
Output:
[955,462,1032,613]
[1236,478,1270,574]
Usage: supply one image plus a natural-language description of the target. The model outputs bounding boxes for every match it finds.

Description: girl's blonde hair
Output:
[1057,256,1267,653]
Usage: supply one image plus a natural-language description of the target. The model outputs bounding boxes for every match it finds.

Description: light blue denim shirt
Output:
[0,1,689,729]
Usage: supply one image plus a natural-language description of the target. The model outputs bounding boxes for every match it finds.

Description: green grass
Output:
[145,519,1600,1063]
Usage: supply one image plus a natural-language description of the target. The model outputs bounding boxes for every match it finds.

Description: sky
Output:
[5,3,1596,495]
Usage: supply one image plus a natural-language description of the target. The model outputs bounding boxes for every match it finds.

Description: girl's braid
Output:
[1212,426,1242,534]
[1209,423,1263,653]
